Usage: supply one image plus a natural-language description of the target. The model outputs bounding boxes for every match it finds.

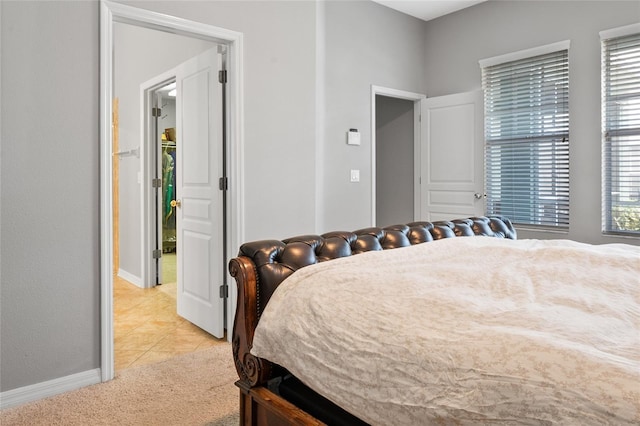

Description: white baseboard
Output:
[0,368,101,410]
[118,268,143,288]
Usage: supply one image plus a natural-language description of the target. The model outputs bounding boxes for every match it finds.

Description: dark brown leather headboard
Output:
[237,216,516,317]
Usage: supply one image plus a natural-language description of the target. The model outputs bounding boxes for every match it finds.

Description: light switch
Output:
[350,169,360,182]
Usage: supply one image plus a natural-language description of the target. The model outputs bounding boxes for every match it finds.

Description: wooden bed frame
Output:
[229,216,516,425]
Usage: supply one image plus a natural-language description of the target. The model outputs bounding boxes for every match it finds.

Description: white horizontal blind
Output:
[602,31,640,235]
[482,49,570,227]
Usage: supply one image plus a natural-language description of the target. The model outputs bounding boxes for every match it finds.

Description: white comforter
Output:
[251,237,640,425]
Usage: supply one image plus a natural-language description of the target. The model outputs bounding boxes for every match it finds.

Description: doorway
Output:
[116,71,220,372]
[152,80,178,287]
[115,38,227,370]
[159,84,178,285]
[375,95,415,227]
[371,86,425,227]
[101,1,245,382]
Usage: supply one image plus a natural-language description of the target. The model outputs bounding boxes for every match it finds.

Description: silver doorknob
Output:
[170,199,181,208]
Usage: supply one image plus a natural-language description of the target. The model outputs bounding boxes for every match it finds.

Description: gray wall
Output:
[1,1,100,391]
[375,95,414,227]
[114,23,215,282]
[320,0,426,232]
[423,0,640,245]
[126,1,320,241]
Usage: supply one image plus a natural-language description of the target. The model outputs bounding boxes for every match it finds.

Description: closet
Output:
[162,129,177,253]
[157,89,177,286]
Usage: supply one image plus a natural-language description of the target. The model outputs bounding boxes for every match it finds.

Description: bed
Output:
[229,216,640,425]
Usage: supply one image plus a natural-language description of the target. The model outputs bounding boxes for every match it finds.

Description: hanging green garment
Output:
[165,183,173,222]
[162,150,175,223]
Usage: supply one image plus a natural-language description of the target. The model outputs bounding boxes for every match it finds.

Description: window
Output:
[602,26,640,235]
[480,42,570,228]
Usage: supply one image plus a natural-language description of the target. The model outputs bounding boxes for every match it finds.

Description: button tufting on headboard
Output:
[237,216,516,316]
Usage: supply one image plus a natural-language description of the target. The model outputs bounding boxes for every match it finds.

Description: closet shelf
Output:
[114,147,140,158]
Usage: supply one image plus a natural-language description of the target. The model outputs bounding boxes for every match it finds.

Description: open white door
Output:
[175,47,225,338]
[420,90,485,221]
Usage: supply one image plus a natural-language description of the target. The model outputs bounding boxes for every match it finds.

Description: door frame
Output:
[370,85,425,226]
[100,0,244,382]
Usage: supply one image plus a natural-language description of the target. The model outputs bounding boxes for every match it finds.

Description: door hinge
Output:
[219,284,228,298]
[152,107,162,117]
[152,249,162,259]
[218,70,227,84]
[152,178,162,188]
[219,177,228,191]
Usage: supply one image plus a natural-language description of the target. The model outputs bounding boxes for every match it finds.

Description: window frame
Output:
[601,24,640,237]
[480,41,571,229]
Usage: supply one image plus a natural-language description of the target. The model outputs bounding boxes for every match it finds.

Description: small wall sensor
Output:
[347,129,361,146]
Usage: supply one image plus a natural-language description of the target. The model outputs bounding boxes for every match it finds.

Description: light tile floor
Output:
[114,274,223,371]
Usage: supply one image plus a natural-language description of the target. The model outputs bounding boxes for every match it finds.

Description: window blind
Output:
[602,31,640,235]
[482,49,570,227]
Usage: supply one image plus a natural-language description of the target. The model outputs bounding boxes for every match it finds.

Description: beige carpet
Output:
[1,343,239,426]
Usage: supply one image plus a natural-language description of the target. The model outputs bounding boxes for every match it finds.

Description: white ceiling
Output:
[371,0,487,22]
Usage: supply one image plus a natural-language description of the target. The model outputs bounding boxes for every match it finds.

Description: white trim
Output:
[372,85,426,102]
[99,0,115,384]
[117,268,143,288]
[315,0,326,233]
[225,26,245,332]
[412,101,422,221]
[371,85,426,226]
[100,0,245,383]
[105,0,236,39]
[479,40,571,68]
[600,23,640,40]
[0,369,101,410]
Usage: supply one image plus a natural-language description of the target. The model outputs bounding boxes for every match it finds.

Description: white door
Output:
[175,48,225,338]
[420,91,484,221]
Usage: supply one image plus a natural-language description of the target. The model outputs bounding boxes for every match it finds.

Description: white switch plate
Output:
[350,169,360,182]
[347,130,361,146]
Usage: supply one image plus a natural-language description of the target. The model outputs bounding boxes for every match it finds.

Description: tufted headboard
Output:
[237,215,516,317]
